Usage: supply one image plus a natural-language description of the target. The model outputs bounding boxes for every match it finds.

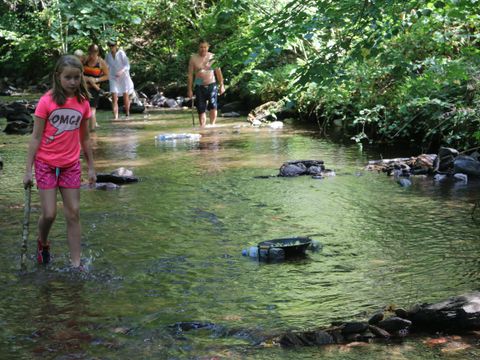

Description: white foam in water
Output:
[155,133,201,141]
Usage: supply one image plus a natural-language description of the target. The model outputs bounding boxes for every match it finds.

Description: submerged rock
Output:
[169,321,216,333]
[279,330,335,347]
[397,178,412,187]
[453,173,468,183]
[433,173,448,182]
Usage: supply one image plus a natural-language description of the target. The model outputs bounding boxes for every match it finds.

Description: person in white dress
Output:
[105,40,134,120]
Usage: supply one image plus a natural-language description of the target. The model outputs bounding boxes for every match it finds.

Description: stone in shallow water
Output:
[408,292,480,332]
[279,330,334,347]
[279,163,307,177]
[368,312,384,325]
[377,317,412,332]
[341,322,368,335]
[454,156,480,177]
[368,325,390,338]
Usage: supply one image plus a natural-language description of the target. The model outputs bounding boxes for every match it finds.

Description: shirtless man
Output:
[187,40,225,127]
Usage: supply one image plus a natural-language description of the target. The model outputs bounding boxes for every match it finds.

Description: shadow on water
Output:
[0,109,479,358]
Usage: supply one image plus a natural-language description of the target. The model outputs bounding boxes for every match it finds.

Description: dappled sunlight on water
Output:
[1,108,479,358]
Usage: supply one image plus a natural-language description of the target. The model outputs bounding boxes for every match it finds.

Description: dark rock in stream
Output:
[278,160,326,177]
[341,321,369,334]
[394,308,409,318]
[279,330,335,347]
[2,100,35,135]
[407,291,480,332]
[434,147,459,173]
[377,317,412,333]
[367,146,480,187]
[279,162,307,177]
[368,325,391,338]
[454,155,480,177]
[368,312,384,325]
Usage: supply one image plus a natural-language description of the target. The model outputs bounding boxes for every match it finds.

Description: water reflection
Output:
[29,277,91,356]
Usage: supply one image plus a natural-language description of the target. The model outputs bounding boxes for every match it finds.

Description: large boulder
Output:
[3,100,34,134]
[407,292,480,332]
[453,155,480,177]
[434,147,459,173]
[4,121,33,135]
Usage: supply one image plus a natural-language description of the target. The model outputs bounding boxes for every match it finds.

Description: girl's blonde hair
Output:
[51,55,90,105]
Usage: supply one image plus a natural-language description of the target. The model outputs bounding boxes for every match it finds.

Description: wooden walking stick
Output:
[20,185,31,272]
[191,97,195,127]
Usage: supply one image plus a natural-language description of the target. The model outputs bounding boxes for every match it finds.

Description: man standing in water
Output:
[187,40,225,127]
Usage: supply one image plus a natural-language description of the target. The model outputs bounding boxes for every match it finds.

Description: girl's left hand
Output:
[88,168,96,185]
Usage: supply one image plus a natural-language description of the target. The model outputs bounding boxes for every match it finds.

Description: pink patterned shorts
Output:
[34,159,81,190]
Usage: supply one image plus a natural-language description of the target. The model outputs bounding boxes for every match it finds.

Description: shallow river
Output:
[0,108,479,359]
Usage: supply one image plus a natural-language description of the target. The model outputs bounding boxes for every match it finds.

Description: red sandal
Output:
[37,239,50,265]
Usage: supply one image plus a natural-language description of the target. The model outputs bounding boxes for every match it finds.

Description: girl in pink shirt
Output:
[23,55,96,269]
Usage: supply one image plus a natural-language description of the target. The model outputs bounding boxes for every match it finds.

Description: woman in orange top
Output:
[83,44,109,131]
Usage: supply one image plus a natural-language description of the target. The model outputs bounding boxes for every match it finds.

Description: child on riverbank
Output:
[23,55,96,269]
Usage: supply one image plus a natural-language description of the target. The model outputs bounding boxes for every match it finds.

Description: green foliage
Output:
[240,64,296,103]
[2,0,480,150]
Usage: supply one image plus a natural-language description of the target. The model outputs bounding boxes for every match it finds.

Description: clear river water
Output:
[0,107,479,359]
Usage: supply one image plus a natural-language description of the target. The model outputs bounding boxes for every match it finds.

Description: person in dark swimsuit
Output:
[83,44,109,131]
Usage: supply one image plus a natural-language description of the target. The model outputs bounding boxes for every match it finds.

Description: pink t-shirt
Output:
[34,92,91,167]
